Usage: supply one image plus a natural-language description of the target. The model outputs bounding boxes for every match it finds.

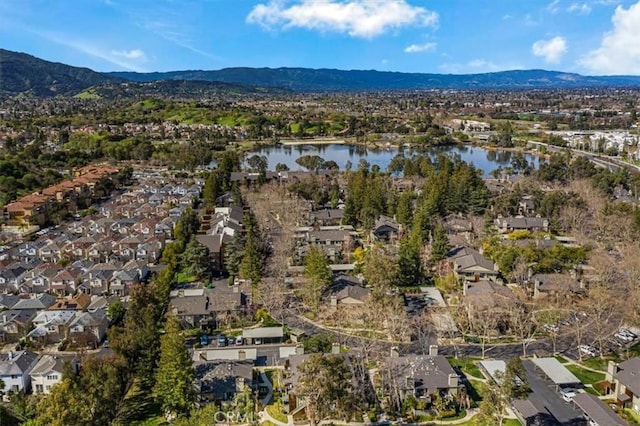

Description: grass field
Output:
[566,364,606,385]
[447,357,484,379]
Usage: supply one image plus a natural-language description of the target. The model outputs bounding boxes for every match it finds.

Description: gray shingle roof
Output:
[0,351,38,376]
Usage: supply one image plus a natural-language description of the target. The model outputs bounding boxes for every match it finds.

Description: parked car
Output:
[560,388,577,402]
[217,335,227,347]
[543,324,559,333]
[236,336,243,345]
[578,345,596,357]
[615,332,634,342]
[200,335,209,346]
[254,338,262,345]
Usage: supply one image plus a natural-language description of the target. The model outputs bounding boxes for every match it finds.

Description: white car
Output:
[560,388,577,402]
[579,345,596,357]
[615,332,634,342]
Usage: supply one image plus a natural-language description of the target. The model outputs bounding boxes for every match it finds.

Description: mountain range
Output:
[2,48,640,98]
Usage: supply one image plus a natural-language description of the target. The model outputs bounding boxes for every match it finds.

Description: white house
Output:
[0,351,39,393]
[30,354,78,394]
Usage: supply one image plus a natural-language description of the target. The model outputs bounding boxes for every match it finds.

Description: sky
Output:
[1,0,640,75]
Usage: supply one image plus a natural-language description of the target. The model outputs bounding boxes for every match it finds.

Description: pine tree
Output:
[182,238,210,280]
[303,245,332,315]
[239,232,263,285]
[202,172,221,207]
[154,316,195,417]
[431,224,450,262]
[397,232,423,286]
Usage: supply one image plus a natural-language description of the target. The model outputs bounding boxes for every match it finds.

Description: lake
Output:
[250,143,539,176]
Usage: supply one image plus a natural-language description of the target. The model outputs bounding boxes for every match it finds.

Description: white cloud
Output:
[567,2,591,14]
[404,42,437,53]
[25,27,147,71]
[246,0,438,38]
[546,0,561,14]
[580,1,640,74]
[111,48,146,60]
[532,36,567,63]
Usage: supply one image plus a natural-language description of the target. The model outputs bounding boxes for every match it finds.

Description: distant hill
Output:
[2,48,640,98]
[0,49,120,97]
[107,67,640,91]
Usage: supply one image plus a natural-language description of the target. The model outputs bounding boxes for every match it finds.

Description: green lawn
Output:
[175,271,196,284]
[266,404,288,423]
[554,355,569,364]
[447,357,484,379]
[566,364,605,385]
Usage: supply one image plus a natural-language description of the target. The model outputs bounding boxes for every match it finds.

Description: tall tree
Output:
[154,316,195,417]
[363,247,398,304]
[109,285,161,388]
[430,224,450,262]
[297,354,354,425]
[202,171,221,207]
[181,238,210,280]
[239,232,263,285]
[302,245,332,315]
[397,232,423,286]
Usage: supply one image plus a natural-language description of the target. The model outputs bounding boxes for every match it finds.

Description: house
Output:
[329,276,370,306]
[12,293,57,311]
[30,354,78,394]
[494,216,549,234]
[447,246,499,282]
[380,346,459,406]
[463,279,516,309]
[68,310,109,347]
[530,273,583,298]
[0,310,37,343]
[606,358,640,414]
[310,209,344,226]
[370,215,400,241]
[193,360,255,405]
[28,310,76,345]
[0,351,39,393]
[169,288,216,329]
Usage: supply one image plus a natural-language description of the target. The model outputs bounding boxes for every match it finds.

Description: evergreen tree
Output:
[154,316,195,417]
[363,247,398,303]
[395,192,414,227]
[202,171,221,207]
[239,232,263,285]
[303,245,332,315]
[431,224,450,262]
[181,238,210,280]
[397,232,423,286]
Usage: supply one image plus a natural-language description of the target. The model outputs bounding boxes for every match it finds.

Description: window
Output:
[45,385,50,391]
[35,384,43,393]
[10,375,18,380]
[46,375,58,381]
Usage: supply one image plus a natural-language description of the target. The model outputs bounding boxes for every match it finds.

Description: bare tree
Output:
[411,311,435,355]
[507,299,537,357]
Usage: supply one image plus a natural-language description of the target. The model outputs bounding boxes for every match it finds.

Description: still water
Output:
[251,143,539,176]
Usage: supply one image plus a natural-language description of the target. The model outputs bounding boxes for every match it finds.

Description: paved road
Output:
[522,359,585,425]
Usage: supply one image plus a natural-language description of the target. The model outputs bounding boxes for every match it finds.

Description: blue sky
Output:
[1,0,640,75]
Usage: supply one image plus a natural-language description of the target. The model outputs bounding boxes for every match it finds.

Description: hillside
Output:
[107,67,640,91]
[0,49,287,98]
[0,49,119,97]
[3,48,640,97]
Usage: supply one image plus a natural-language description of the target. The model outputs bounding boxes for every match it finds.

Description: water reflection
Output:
[252,143,539,176]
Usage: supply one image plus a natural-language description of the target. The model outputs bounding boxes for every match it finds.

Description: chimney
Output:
[606,360,618,380]
[428,345,438,356]
[238,350,246,361]
[448,373,459,390]
[462,281,469,296]
[295,345,305,355]
[390,346,400,358]
[330,296,337,307]
[233,284,239,293]
[331,343,340,354]
[8,351,14,360]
